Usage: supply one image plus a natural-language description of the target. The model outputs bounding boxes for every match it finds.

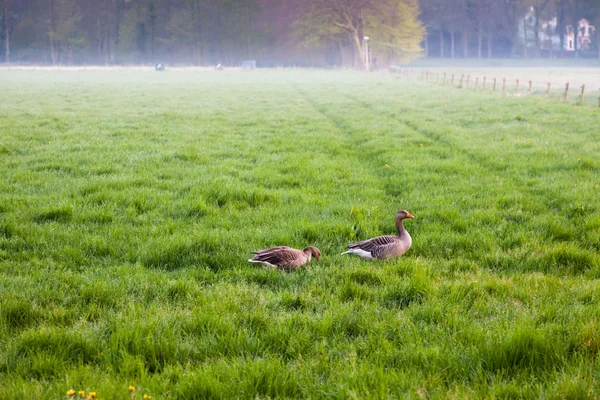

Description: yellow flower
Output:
[79,391,86,398]
[384,164,389,168]
[143,395,152,400]
[419,144,423,147]
[128,386,135,392]
[67,389,75,397]
[88,392,97,399]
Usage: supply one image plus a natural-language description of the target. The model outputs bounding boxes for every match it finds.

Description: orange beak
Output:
[405,212,415,219]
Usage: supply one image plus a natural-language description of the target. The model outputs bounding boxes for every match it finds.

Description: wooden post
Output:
[451,74,455,86]
[483,77,487,90]
[515,79,519,96]
[475,77,479,90]
[563,82,569,102]
[459,74,464,87]
[437,73,440,83]
[466,75,470,88]
[502,78,506,95]
[528,81,532,96]
[443,72,446,85]
[493,78,497,92]
[579,85,585,105]
[546,82,551,98]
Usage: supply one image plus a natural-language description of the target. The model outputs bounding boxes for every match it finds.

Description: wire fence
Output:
[390,66,600,108]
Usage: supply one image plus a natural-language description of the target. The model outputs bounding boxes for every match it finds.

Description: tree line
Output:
[1,0,598,66]
[421,0,600,59]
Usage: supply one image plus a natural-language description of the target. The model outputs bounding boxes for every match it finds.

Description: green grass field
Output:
[0,69,599,399]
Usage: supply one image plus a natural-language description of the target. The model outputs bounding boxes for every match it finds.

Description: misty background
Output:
[1,0,599,67]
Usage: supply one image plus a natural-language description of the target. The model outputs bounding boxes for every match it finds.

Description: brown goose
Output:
[342,210,414,260]
[248,246,321,271]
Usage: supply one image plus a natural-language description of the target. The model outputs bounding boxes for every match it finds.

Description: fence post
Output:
[528,81,532,96]
[443,72,447,85]
[563,82,569,102]
[459,74,464,87]
[483,77,487,90]
[451,74,455,86]
[502,78,506,95]
[437,73,440,83]
[475,77,479,90]
[579,85,585,105]
[493,78,497,92]
[546,82,551,98]
[515,79,520,96]
[466,75,470,88]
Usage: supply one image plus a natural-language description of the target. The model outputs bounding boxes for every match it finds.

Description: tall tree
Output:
[296,0,422,69]
[2,0,10,62]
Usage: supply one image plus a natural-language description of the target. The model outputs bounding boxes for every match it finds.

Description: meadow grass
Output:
[0,69,599,399]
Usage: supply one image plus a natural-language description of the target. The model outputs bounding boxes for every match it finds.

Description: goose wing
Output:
[348,235,399,259]
[250,246,303,267]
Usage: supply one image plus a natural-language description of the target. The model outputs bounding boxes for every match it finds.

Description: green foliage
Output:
[0,69,599,398]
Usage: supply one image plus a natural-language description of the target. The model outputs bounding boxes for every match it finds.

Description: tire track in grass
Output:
[297,84,597,274]
[289,83,424,245]
[293,83,500,201]
[339,89,585,216]
[290,83,392,194]
[290,82,510,262]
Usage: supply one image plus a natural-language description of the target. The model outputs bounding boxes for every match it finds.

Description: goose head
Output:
[397,210,415,220]
[303,246,321,261]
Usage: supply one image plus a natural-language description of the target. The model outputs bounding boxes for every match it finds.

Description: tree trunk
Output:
[48,0,56,64]
[463,30,468,58]
[3,0,9,63]
[477,21,482,58]
[559,0,564,58]
[351,30,365,69]
[487,26,492,58]
[534,7,540,52]
[97,17,102,61]
[450,25,455,58]
[440,29,444,58]
[523,17,528,58]
[338,41,345,67]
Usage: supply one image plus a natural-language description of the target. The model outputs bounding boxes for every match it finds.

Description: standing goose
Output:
[248,246,321,271]
[342,210,414,260]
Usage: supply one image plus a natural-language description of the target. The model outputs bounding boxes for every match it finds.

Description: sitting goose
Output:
[342,210,414,260]
[248,246,321,271]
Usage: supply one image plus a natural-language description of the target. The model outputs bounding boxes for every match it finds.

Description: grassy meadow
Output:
[0,69,599,399]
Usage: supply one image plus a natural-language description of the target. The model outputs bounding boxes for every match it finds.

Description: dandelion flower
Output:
[384,164,389,168]
[419,144,423,147]
[128,386,135,392]
[88,392,97,399]
[143,395,152,400]
[79,391,86,398]
[67,389,75,397]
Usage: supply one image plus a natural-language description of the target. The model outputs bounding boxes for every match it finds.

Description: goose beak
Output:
[405,212,415,219]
